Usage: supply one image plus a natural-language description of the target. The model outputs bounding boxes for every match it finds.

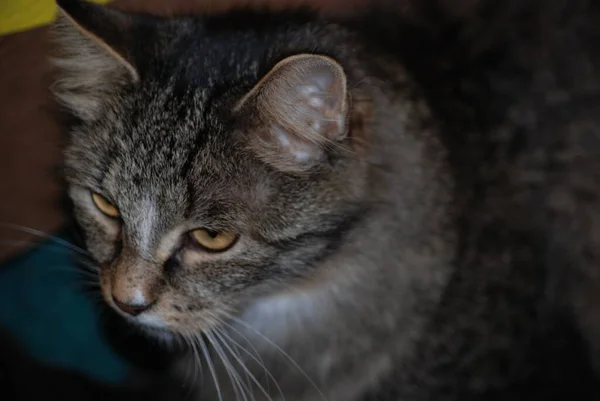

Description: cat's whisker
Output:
[74,260,100,273]
[0,223,90,256]
[74,268,100,279]
[210,327,256,401]
[72,264,99,274]
[77,258,100,269]
[72,278,102,292]
[182,334,201,401]
[195,332,224,401]
[68,268,99,280]
[73,268,100,281]
[75,276,99,285]
[213,327,256,401]
[212,315,280,398]
[213,314,268,372]
[224,313,327,401]
[214,326,280,401]
[41,263,95,276]
[72,279,101,292]
[195,338,207,387]
[206,310,256,393]
[32,263,100,293]
[212,320,255,392]
[45,267,100,292]
[217,326,283,401]
[0,240,81,257]
[189,334,204,386]
[205,329,250,401]
[180,336,193,399]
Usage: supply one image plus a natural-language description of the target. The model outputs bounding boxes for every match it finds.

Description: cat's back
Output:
[344,0,600,398]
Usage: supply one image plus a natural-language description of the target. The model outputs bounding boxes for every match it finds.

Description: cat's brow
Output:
[137,193,158,257]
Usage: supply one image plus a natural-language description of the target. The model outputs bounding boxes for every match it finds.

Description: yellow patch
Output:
[0,0,112,36]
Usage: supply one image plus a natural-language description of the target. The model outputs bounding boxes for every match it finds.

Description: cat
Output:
[51,0,600,400]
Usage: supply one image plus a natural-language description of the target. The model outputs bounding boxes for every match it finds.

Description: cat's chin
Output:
[117,311,179,346]
[131,320,178,346]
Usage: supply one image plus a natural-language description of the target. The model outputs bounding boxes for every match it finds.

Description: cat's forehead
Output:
[97,125,254,229]
[71,82,243,199]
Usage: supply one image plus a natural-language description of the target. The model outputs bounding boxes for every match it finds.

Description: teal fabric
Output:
[0,233,129,384]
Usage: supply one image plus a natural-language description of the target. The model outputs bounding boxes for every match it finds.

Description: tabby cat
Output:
[51,0,600,400]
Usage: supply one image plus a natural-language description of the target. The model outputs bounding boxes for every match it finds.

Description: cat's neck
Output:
[215,80,455,401]
[235,79,452,348]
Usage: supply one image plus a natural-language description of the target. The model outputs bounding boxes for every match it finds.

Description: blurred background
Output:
[0,0,365,400]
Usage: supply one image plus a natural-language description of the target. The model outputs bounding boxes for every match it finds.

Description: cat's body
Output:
[52,0,600,400]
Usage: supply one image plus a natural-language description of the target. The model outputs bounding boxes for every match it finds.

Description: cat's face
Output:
[54,1,368,336]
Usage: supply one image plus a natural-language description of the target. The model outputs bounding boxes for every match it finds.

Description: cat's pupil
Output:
[206,230,219,239]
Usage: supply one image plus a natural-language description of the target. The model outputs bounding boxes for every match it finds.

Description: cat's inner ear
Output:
[237,54,349,170]
[52,0,138,120]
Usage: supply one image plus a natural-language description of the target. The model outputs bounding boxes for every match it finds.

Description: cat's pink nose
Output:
[112,296,152,316]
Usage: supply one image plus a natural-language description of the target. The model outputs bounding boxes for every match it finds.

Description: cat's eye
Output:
[191,228,237,252]
[91,192,119,218]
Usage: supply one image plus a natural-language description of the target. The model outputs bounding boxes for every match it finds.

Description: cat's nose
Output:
[112,296,152,316]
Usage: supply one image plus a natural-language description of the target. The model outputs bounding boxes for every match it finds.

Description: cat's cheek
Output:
[84,230,120,264]
[98,266,112,307]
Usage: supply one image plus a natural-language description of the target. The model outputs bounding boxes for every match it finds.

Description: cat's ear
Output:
[51,0,139,120]
[236,54,349,171]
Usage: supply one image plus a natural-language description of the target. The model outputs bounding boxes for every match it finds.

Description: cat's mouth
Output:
[99,267,222,340]
[102,289,183,343]
[100,268,169,326]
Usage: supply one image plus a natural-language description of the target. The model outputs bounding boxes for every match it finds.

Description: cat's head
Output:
[52,0,372,336]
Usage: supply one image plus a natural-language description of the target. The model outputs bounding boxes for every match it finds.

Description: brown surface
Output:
[0,0,366,262]
[0,27,63,262]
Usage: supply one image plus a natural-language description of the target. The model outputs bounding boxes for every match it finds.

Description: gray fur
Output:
[51,0,600,400]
